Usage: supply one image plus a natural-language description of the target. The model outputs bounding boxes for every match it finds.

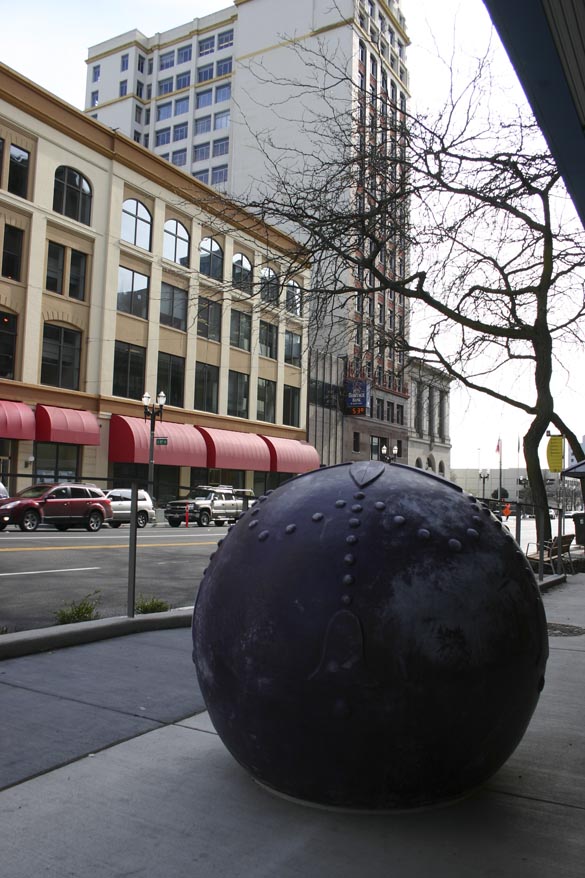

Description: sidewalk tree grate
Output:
[547,623,585,637]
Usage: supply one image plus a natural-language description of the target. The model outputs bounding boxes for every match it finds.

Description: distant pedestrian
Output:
[503,502,511,520]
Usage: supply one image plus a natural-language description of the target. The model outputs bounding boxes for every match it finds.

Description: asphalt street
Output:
[0,523,224,632]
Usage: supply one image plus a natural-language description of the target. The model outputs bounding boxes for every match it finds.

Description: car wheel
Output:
[55,524,69,532]
[0,522,6,531]
[86,510,103,532]
[168,519,181,528]
[136,510,149,528]
[109,521,122,528]
[20,509,40,532]
[199,511,211,527]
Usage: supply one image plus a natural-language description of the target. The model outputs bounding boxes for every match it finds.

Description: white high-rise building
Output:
[85,1,450,473]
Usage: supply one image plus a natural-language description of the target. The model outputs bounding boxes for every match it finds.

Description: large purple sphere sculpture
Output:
[193,462,548,809]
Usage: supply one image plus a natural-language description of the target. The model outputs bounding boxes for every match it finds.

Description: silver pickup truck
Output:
[164,485,253,527]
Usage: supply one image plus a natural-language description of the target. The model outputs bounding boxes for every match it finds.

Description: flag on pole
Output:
[495,438,501,454]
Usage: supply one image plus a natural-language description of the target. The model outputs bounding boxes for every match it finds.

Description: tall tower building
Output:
[85,1,450,474]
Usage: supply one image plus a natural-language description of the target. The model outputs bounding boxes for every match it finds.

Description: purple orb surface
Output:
[193,461,548,810]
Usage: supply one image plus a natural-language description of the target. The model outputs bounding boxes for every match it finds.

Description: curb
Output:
[0,608,193,660]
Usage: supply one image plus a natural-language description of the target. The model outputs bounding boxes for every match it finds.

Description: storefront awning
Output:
[109,416,207,466]
[35,405,100,445]
[261,435,321,473]
[196,426,273,472]
[0,400,36,440]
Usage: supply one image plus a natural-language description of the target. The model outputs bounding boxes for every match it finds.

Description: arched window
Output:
[232,252,252,293]
[438,461,445,476]
[285,280,303,316]
[260,266,279,304]
[53,166,92,225]
[200,236,224,280]
[163,219,190,265]
[415,458,423,469]
[121,199,152,250]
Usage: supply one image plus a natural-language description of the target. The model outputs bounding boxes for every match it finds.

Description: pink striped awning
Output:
[0,400,35,440]
[35,405,100,445]
[196,426,273,471]
[261,435,321,473]
[109,416,207,466]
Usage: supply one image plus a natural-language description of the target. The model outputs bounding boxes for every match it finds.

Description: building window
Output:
[193,169,209,184]
[216,57,232,77]
[213,137,229,157]
[92,65,100,82]
[117,266,149,319]
[0,310,17,379]
[195,362,219,412]
[387,400,394,422]
[199,236,224,280]
[230,309,251,351]
[172,148,187,167]
[283,385,300,427]
[232,252,252,293]
[194,142,210,162]
[135,105,142,123]
[41,324,81,390]
[119,80,128,97]
[214,110,230,130]
[285,280,302,315]
[257,378,276,423]
[177,45,192,64]
[134,132,141,144]
[121,54,129,71]
[376,398,384,419]
[157,103,172,121]
[138,55,145,73]
[199,36,215,56]
[155,127,171,146]
[196,89,212,109]
[159,51,174,70]
[160,282,187,331]
[158,77,173,96]
[396,404,404,425]
[218,30,234,50]
[1,224,23,281]
[46,242,87,301]
[0,140,30,199]
[121,198,152,249]
[147,84,152,100]
[176,72,190,90]
[163,219,190,266]
[91,91,99,107]
[148,58,154,75]
[197,63,214,83]
[353,431,360,453]
[215,83,231,102]
[175,96,189,114]
[53,167,92,225]
[173,122,188,141]
[197,296,221,341]
[259,321,277,359]
[113,341,145,400]
[195,116,212,135]
[260,267,279,304]
[284,330,301,366]
[228,370,249,418]
[157,351,184,408]
[211,165,228,185]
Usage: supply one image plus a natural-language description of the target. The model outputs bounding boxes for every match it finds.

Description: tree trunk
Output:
[524,419,551,544]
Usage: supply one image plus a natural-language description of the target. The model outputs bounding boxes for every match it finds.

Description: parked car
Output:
[0,483,113,532]
[105,489,155,528]
[164,485,251,527]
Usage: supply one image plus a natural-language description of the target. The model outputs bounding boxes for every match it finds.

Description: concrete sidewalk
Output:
[1,580,585,877]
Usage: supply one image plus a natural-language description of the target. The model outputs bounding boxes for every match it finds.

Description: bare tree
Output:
[233,38,585,542]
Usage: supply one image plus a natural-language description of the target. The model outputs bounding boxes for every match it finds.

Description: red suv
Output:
[0,483,113,532]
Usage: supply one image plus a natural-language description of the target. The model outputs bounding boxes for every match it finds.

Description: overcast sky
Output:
[1,0,580,473]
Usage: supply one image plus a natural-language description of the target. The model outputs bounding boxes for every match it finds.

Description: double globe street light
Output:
[142,391,166,500]
[381,443,399,463]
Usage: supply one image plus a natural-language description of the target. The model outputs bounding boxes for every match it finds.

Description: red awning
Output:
[109,416,207,466]
[261,436,320,473]
[196,426,273,472]
[0,400,36,440]
[35,405,100,445]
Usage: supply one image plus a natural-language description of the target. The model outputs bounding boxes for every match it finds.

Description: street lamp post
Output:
[479,469,490,500]
[142,391,166,500]
[381,443,399,463]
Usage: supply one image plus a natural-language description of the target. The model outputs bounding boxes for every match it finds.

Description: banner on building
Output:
[546,435,564,472]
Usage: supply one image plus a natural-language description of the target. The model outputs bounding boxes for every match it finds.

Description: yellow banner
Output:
[546,436,564,472]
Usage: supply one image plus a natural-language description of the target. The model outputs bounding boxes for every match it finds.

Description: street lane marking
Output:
[0,541,217,553]
[0,566,101,577]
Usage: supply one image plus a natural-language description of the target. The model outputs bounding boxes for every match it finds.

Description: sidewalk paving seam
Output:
[486,787,585,813]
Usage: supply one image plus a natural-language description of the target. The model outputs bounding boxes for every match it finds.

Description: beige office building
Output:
[0,64,317,503]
